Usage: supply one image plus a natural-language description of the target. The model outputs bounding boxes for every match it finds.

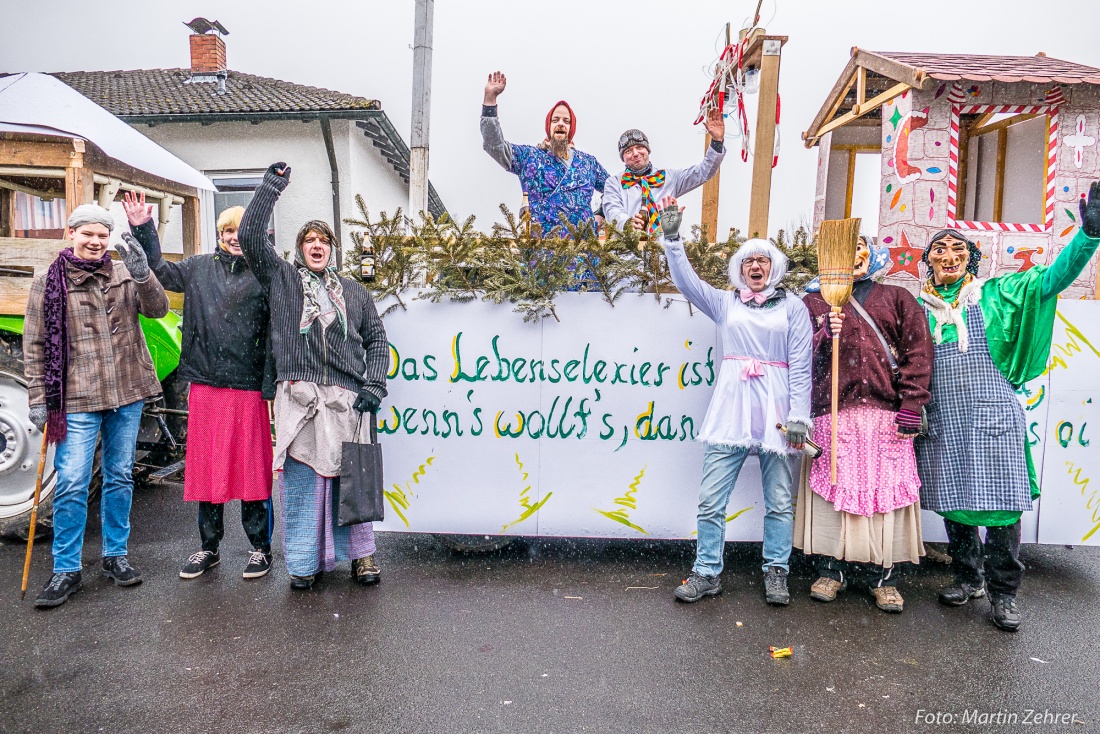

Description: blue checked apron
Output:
[915,305,1032,513]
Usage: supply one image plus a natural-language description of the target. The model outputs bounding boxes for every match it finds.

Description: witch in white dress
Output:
[658,196,813,607]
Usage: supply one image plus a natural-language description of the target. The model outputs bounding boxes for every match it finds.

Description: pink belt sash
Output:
[724,355,788,380]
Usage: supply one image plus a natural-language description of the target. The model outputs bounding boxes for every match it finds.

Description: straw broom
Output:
[816,218,861,484]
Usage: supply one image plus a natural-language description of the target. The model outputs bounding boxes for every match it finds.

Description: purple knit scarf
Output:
[42,248,112,443]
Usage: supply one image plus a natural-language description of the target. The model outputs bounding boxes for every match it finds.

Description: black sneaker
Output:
[289,574,316,590]
[674,572,722,602]
[352,555,381,586]
[764,566,790,606]
[34,571,83,609]
[180,550,220,579]
[102,556,143,586]
[243,550,272,580]
[990,595,1022,632]
[938,580,985,606]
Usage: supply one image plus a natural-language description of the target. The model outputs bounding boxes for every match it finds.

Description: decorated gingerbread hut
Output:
[803,49,1100,297]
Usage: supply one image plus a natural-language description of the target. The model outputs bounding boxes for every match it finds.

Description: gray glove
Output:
[116,233,150,282]
[29,404,46,432]
[785,420,809,446]
[659,204,683,241]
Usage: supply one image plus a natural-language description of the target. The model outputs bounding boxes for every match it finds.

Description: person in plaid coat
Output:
[916,181,1100,632]
[24,204,168,608]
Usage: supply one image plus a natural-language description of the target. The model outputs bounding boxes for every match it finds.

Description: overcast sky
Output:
[2,0,1098,238]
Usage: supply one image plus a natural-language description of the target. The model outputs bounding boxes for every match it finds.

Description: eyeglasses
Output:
[742,256,771,266]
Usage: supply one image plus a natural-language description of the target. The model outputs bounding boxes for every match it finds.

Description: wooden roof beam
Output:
[811,81,911,143]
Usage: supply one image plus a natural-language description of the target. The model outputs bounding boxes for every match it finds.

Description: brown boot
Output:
[352,555,381,586]
[809,576,847,602]
[870,586,904,613]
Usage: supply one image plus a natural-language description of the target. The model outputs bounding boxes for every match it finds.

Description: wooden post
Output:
[747,39,782,239]
[700,133,721,241]
[63,166,94,217]
[993,128,1008,222]
[181,196,200,256]
[0,188,11,237]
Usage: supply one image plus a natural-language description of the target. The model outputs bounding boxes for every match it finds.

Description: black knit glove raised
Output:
[116,233,151,282]
[659,204,683,240]
[264,162,292,192]
[1080,180,1100,239]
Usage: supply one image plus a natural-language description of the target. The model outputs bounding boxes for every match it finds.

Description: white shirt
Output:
[663,236,813,453]
[603,145,725,229]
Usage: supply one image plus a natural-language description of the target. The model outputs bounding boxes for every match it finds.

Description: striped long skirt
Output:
[279,455,375,577]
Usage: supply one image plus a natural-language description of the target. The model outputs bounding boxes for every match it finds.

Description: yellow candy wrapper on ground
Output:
[769,646,793,658]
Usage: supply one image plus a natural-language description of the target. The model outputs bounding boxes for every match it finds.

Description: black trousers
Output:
[943,518,1023,598]
[816,556,897,587]
[198,500,272,554]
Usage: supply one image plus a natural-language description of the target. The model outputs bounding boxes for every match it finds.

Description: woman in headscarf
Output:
[657,196,813,607]
[24,204,168,608]
[238,163,388,591]
[796,236,933,614]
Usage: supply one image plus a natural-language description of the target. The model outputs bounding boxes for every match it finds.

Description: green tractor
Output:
[0,312,188,538]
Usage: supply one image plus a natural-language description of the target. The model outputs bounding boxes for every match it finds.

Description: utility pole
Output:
[409,0,434,218]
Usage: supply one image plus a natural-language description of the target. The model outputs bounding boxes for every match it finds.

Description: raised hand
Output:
[484,71,507,105]
[657,195,685,240]
[264,162,291,192]
[1080,180,1100,238]
[122,191,153,226]
[704,108,725,143]
[116,233,151,282]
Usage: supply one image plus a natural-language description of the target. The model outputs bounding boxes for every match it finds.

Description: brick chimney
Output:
[190,33,226,74]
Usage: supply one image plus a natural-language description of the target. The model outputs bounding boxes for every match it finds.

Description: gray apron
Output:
[915,305,1032,512]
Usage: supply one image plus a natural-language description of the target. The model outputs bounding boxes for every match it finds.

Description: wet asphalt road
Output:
[0,481,1097,734]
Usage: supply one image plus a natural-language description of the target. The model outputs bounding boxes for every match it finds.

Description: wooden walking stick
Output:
[20,425,49,600]
[815,218,861,484]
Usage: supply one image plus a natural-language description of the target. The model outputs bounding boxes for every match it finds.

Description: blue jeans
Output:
[692,444,794,577]
[51,401,144,573]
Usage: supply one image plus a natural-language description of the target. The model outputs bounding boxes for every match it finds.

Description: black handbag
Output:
[337,412,385,526]
[848,298,929,436]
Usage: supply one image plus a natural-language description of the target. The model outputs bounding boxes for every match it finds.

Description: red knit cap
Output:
[545,100,576,141]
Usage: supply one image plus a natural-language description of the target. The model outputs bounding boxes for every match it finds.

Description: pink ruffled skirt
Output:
[809,405,921,517]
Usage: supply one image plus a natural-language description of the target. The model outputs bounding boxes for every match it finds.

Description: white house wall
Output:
[134,118,412,262]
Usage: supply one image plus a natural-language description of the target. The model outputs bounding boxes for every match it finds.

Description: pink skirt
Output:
[183,384,274,503]
[809,405,921,517]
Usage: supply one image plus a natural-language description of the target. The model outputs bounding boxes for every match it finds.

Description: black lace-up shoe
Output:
[243,550,272,580]
[34,571,83,608]
[674,572,722,602]
[990,595,1022,632]
[102,556,143,586]
[179,550,220,579]
[764,566,790,606]
[938,580,985,606]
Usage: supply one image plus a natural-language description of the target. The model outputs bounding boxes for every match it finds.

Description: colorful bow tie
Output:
[739,289,768,305]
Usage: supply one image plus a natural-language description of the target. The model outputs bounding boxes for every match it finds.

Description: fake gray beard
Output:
[549,135,570,160]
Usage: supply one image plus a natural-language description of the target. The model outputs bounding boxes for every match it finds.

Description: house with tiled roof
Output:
[50,21,445,255]
[803,48,1100,298]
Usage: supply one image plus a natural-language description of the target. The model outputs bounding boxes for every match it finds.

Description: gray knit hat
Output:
[618,129,650,157]
[66,204,115,232]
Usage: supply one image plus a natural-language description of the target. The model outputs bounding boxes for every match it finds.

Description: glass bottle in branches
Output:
[343,194,422,316]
